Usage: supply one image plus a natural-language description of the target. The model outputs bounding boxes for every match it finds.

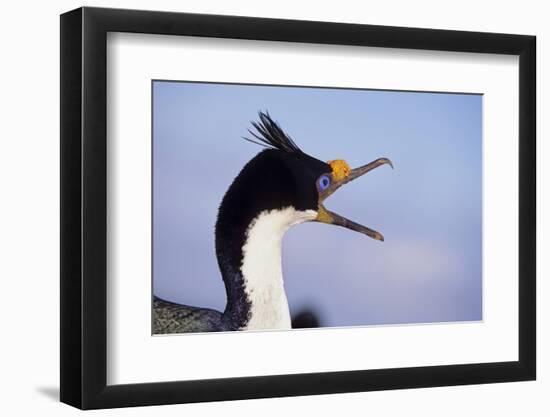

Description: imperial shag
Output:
[153,112,393,333]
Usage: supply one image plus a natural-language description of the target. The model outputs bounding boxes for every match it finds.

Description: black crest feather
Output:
[243,111,304,155]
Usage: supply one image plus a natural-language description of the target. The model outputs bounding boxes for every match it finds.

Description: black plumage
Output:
[243,111,304,155]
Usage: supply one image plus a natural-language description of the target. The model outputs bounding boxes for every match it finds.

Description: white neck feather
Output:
[240,207,317,330]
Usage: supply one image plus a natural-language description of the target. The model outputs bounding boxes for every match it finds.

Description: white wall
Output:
[0,0,545,415]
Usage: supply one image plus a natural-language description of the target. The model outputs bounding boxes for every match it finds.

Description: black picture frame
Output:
[60,6,536,410]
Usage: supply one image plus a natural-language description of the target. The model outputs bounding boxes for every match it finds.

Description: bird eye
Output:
[318,175,330,190]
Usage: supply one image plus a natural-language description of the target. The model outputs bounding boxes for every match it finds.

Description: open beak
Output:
[315,158,393,241]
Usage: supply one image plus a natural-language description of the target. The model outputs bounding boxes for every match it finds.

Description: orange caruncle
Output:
[327,159,351,181]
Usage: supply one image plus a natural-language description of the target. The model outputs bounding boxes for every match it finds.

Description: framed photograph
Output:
[60,6,536,409]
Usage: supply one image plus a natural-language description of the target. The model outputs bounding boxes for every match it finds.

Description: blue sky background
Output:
[153,81,482,327]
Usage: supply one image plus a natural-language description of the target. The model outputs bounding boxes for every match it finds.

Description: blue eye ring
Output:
[318,175,331,190]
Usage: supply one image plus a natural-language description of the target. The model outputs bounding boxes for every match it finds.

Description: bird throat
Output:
[225,207,317,330]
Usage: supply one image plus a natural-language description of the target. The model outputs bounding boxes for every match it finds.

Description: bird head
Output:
[221,111,393,241]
